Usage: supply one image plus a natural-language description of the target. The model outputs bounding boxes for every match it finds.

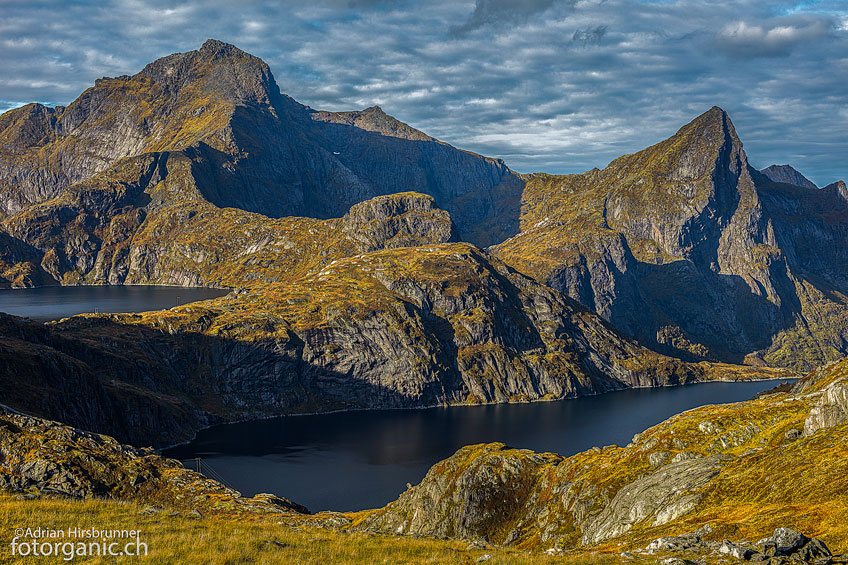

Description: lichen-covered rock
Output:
[0,408,308,516]
[580,455,725,544]
[359,443,562,542]
[640,527,838,563]
[340,192,459,252]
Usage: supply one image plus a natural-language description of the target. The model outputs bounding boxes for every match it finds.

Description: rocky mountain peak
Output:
[599,106,744,189]
[199,38,247,60]
[761,164,818,189]
[824,180,848,204]
[136,38,278,107]
[678,105,740,156]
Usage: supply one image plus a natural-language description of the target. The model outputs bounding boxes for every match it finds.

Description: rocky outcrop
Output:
[579,454,726,545]
[803,373,848,435]
[358,358,848,552]
[339,192,459,252]
[640,527,841,563]
[0,407,308,516]
[493,107,848,370]
[761,164,818,189]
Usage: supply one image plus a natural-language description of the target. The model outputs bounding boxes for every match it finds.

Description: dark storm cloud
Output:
[572,25,608,45]
[0,0,845,185]
[449,0,566,35]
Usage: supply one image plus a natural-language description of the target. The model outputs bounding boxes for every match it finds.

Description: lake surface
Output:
[165,379,789,512]
[0,285,229,321]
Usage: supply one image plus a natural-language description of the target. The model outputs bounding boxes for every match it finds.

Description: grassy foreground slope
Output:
[0,494,619,565]
[356,358,848,555]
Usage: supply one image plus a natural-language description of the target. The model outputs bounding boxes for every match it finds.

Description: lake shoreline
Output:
[159,375,796,453]
[164,379,795,512]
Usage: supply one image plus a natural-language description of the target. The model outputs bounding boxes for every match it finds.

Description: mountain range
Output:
[1,38,847,563]
[0,40,844,446]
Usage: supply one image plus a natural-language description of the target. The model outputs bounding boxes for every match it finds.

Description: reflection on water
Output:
[0,285,229,321]
[165,379,788,512]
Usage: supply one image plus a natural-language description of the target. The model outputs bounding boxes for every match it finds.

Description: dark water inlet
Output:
[0,285,229,321]
[165,379,789,512]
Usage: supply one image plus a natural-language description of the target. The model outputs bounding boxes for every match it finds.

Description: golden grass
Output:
[0,493,616,564]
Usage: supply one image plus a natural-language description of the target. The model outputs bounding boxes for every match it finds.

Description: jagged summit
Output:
[134,38,279,108]
[761,164,818,189]
[200,38,248,58]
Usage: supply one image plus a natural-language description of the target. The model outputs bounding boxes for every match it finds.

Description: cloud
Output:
[0,0,845,185]
[714,17,833,57]
[449,0,566,35]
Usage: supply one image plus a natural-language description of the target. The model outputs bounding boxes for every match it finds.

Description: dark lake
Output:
[164,379,789,512]
[0,285,229,321]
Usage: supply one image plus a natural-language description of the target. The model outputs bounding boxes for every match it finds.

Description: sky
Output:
[1,0,846,186]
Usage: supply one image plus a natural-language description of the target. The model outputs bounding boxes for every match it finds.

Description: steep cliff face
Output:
[308,105,524,245]
[359,359,848,553]
[492,107,848,370]
[0,40,522,247]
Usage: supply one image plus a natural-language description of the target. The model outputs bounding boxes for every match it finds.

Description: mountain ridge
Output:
[0,41,839,447]
[491,106,848,370]
[0,39,523,247]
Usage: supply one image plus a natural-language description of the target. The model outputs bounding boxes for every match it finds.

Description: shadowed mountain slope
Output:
[492,107,848,370]
[0,39,522,247]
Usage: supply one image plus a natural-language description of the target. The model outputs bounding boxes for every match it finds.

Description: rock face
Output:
[803,362,848,435]
[579,454,725,545]
[0,407,308,515]
[0,39,522,248]
[492,107,848,370]
[340,192,460,252]
[360,358,848,551]
[761,164,818,189]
